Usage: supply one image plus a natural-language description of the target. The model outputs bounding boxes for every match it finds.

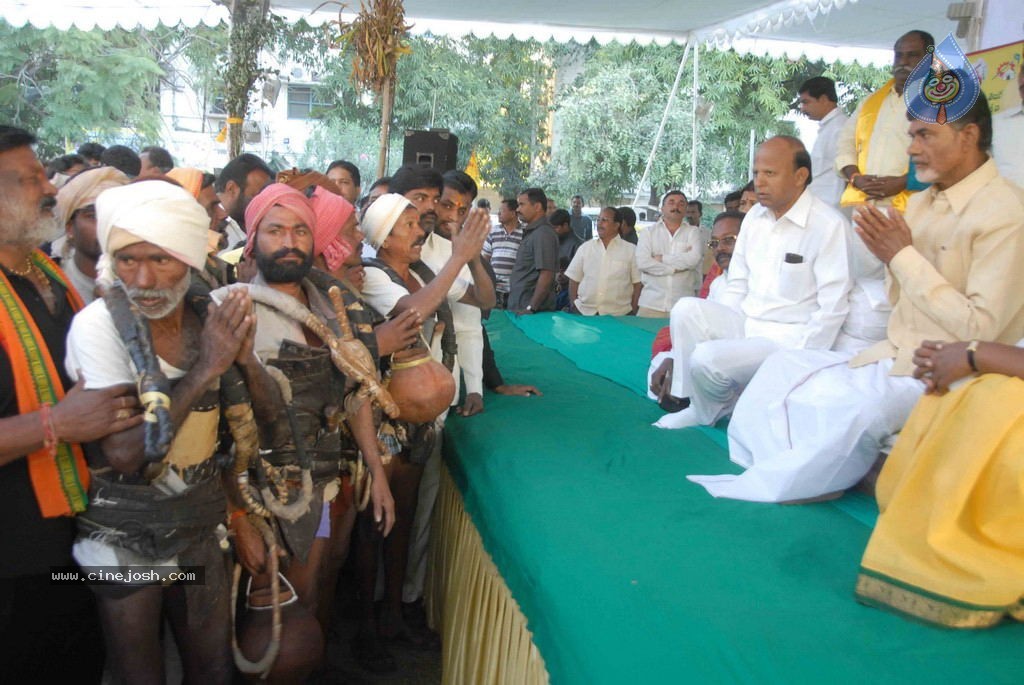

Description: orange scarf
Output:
[0,249,89,517]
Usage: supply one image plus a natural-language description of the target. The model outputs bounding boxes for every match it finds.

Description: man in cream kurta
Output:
[834,31,932,210]
[634,190,703,316]
[654,137,852,430]
[692,99,1024,503]
[565,215,641,316]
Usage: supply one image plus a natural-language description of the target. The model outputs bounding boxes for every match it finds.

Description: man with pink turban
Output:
[222,183,398,656]
[310,186,357,274]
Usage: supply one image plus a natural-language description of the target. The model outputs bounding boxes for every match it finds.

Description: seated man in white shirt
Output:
[565,206,641,316]
[648,209,743,408]
[654,136,852,430]
[690,94,1024,503]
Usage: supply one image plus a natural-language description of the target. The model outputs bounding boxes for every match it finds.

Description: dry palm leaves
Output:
[329,0,412,92]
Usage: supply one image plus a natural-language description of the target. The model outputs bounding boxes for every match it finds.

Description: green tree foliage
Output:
[548,42,889,204]
[307,34,556,196]
[0,21,169,157]
[0,16,887,202]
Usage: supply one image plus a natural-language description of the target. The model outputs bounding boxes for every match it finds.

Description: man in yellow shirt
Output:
[835,30,933,211]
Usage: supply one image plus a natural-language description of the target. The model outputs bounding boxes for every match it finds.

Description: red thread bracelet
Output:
[40,403,58,456]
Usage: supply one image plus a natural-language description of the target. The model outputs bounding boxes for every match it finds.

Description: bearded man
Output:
[0,126,141,683]
[222,184,397,654]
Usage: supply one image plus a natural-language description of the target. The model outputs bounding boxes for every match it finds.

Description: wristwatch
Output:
[966,339,980,372]
[525,305,534,312]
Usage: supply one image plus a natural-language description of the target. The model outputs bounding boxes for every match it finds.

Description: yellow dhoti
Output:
[856,374,1024,628]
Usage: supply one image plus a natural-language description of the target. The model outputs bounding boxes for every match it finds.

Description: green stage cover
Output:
[443,312,1024,684]
[506,312,879,526]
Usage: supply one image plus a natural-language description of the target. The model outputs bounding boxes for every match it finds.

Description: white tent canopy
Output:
[2,0,965,66]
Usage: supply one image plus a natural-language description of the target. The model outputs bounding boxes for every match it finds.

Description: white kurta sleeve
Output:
[719,225,750,312]
[64,299,135,388]
[361,266,410,317]
[834,100,864,172]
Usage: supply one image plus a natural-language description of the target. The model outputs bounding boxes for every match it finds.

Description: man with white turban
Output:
[52,165,128,302]
[64,180,275,684]
[352,192,492,669]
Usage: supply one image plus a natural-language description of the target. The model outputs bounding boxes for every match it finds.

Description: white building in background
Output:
[158,57,330,172]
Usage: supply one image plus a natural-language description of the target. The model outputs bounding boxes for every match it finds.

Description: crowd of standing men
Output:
[2,26,1024,685]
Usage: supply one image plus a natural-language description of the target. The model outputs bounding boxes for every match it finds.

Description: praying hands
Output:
[853,204,913,264]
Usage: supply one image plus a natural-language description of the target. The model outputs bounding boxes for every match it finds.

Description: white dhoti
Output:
[687,349,924,502]
[658,297,805,428]
[832,279,890,355]
[667,298,745,399]
[688,336,783,424]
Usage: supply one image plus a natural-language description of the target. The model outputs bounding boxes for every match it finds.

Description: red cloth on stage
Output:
[651,326,671,358]
[699,263,722,299]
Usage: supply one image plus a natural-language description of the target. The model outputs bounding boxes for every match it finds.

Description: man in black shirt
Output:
[508,187,559,313]
[0,126,142,682]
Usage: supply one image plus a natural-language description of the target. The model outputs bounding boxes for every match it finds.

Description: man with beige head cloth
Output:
[64,180,278,683]
[53,166,128,302]
[353,193,492,668]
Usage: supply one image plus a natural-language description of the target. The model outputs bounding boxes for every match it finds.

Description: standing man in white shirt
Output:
[798,77,848,207]
[654,136,852,430]
[565,206,641,316]
[635,190,703,317]
[992,65,1024,187]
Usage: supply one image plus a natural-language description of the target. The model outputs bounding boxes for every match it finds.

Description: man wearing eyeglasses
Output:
[653,136,852,430]
[649,210,744,408]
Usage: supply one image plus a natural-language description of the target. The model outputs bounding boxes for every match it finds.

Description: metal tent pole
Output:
[689,41,699,196]
[631,37,692,207]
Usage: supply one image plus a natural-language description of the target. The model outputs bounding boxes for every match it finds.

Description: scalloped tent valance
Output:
[1,0,955,66]
[0,1,229,31]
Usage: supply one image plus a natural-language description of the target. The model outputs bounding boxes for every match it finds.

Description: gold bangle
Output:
[391,355,434,371]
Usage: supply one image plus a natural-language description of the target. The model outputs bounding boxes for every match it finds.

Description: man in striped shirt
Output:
[482,198,523,309]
